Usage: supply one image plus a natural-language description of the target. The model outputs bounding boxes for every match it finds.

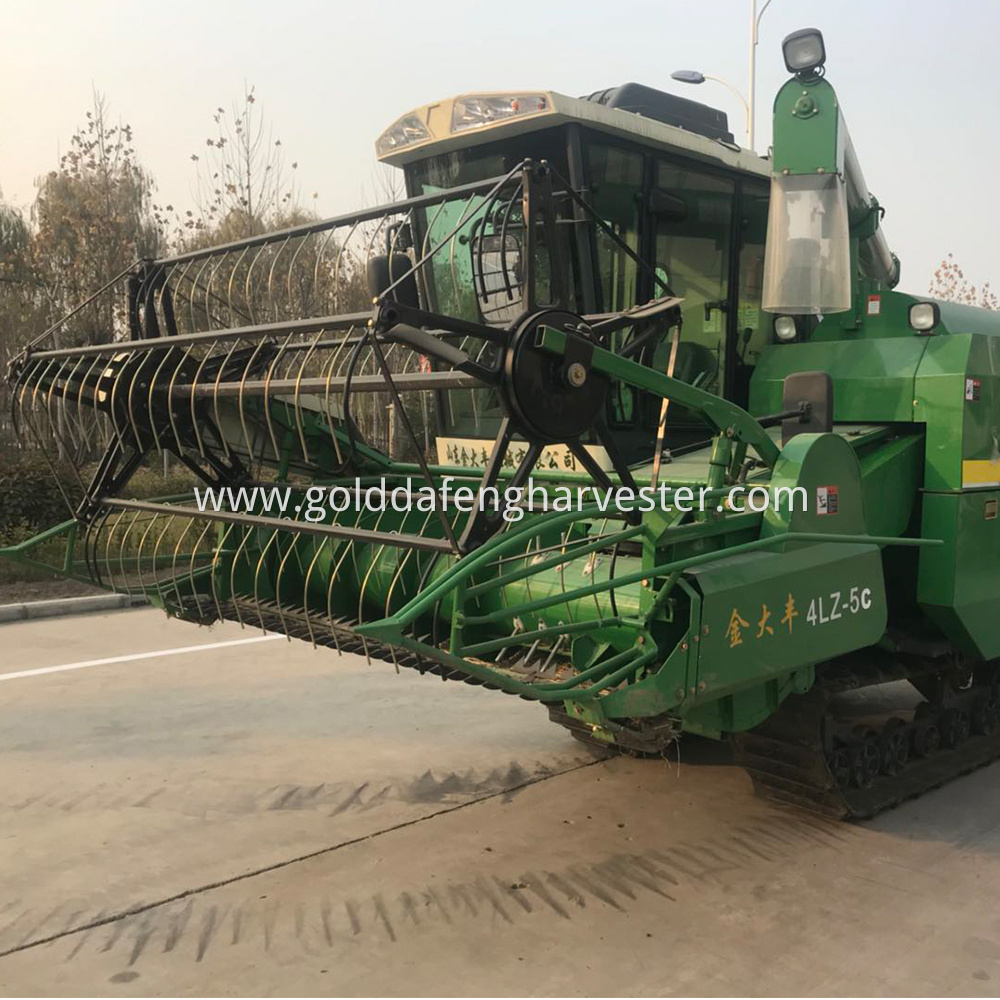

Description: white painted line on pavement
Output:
[0,634,284,682]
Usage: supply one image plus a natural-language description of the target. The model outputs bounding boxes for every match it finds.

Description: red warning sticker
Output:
[866,294,881,316]
[965,377,981,401]
[816,485,839,515]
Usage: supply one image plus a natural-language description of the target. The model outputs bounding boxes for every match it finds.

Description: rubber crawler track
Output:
[732,656,1000,820]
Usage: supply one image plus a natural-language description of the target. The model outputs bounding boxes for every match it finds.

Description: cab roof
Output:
[375,88,771,179]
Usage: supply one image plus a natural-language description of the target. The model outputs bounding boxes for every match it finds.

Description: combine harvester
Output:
[6,30,1000,818]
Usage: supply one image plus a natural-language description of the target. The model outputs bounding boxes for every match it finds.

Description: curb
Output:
[0,593,149,624]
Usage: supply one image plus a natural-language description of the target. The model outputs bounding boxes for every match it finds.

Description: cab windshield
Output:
[404,125,770,465]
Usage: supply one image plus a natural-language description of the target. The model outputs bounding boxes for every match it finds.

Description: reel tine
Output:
[320,330,347,466]
[285,231,313,313]
[165,341,201,458]
[273,515,308,640]
[59,353,92,460]
[203,254,225,332]
[227,521,256,631]
[262,330,295,464]
[150,511,183,611]
[131,508,160,597]
[116,506,144,595]
[244,242,271,325]
[322,541,344,657]
[226,247,250,328]
[189,338,221,459]
[185,513,216,619]
[290,327,324,466]
[313,228,337,313]
[168,515,203,620]
[211,336,244,464]
[236,337,270,472]
[300,536,331,649]
[332,220,359,313]
[84,505,113,589]
[133,507,162,598]
[122,352,149,458]
[101,504,129,594]
[190,256,213,333]
[267,235,293,319]
[385,511,419,614]
[209,521,239,626]
[144,346,174,458]
[356,501,398,660]
[43,359,87,494]
[251,527,281,636]
[105,350,132,454]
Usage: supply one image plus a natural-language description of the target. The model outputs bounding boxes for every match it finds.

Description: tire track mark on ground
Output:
[13,808,852,970]
[0,756,606,960]
[0,760,572,822]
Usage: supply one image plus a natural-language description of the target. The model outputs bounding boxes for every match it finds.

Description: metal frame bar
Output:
[155,173,520,268]
[537,325,782,467]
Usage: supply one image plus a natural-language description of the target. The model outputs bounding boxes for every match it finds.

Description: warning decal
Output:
[965,378,982,401]
[816,485,839,515]
[866,295,881,316]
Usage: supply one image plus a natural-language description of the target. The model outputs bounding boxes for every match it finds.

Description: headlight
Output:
[774,315,798,342]
[375,114,430,157]
[908,301,941,333]
[451,94,549,133]
[782,28,826,74]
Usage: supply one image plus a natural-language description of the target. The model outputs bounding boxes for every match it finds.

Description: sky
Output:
[2,0,998,293]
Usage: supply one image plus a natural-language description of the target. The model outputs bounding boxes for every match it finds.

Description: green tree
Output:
[0,200,49,451]
[0,200,46,351]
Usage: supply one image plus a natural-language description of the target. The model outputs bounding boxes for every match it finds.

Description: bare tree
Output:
[165,85,313,247]
[929,254,998,310]
[32,93,163,345]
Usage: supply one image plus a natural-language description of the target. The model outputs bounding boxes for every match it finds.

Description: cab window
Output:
[733,179,769,408]
[652,162,734,399]
[586,144,643,313]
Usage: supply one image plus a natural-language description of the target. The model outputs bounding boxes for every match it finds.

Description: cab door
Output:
[585,142,644,314]
[584,141,646,433]
[649,160,735,400]
[730,179,770,410]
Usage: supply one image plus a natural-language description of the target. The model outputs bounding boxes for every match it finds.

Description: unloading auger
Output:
[6,29,1000,819]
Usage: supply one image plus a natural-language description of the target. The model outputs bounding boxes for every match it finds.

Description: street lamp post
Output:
[672,0,774,151]
[748,0,774,150]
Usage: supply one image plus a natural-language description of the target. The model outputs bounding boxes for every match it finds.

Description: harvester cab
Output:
[6,29,1000,820]
[374,84,773,465]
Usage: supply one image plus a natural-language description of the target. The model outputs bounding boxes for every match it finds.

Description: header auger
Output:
[6,29,1000,819]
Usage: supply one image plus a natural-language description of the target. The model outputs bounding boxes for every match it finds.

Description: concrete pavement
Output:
[1,608,1000,995]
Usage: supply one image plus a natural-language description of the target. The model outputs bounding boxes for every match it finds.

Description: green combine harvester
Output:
[6,29,1000,818]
